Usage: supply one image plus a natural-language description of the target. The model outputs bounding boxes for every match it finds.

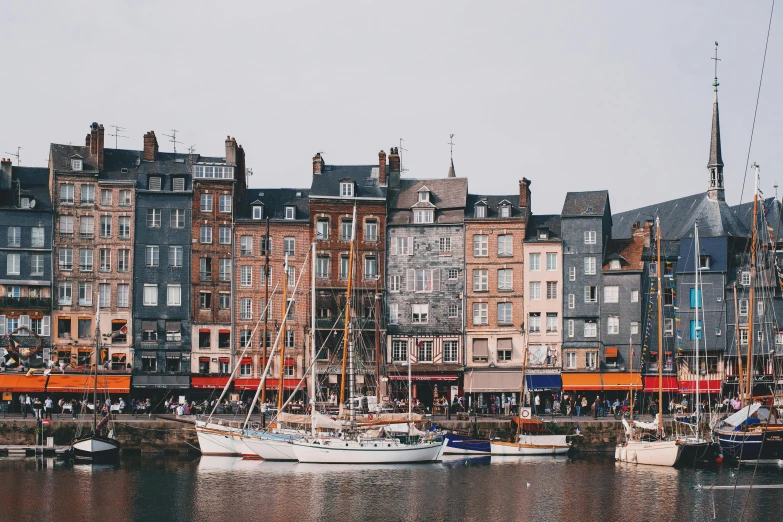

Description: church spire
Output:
[447,133,456,178]
[447,157,456,178]
[707,41,724,202]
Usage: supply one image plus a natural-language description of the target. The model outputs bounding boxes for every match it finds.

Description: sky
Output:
[1,1,781,214]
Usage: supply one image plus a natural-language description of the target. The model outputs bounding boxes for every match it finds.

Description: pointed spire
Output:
[707,41,724,202]
[447,157,456,178]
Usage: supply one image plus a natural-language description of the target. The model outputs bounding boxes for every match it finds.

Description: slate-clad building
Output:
[0,159,53,365]
[385,176,467,408]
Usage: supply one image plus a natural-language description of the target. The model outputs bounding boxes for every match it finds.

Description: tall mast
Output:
[518,328,529,440]
[310,241,317,437]
[94,295,100,431]
[261,217,270,405]
[277,253,289,411]
[339,204,358,408]
[375,269,381,404]
[656,216,664,438]
[628,334,633,423]
[694,223,701,429]
[733,284,745,403]
[746,164,760,405]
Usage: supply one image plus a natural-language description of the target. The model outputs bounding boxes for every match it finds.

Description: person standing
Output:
[44,396,53,419]
[33,397,43,419]
[20,394,27,418]
[534,394,541,416]
[70,398,78,419]
[581,395,588,416]
[510,394,517,415]
[504,396,511,416]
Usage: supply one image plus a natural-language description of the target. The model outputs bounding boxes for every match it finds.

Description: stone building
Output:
[385,176,467,408]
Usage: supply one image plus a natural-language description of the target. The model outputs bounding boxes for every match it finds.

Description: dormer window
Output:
[71,159,83,171]
[285,206,296,220]
[699,255,710,270]
[609,259,621,270]
[500,205,510,218]
[475,205,486,218]
[252,205,264,220]
[538,229,549,240]
[340,182,354,197]
[418,188,430,203]
[148,176,161,191]
[413,209,434,224]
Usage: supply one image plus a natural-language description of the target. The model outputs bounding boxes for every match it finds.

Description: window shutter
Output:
[42,316,50,337]
[584,286,589,302]
[431,269,440,291]
[408,237,414,255]
[406,269,415,292]
[149,177,161,191]
[0,316,5,335]
[173,178,185,191]
[20,315,30,331]
[390,238,398,256]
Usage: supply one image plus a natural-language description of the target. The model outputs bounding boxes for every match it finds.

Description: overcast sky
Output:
[1,1,780,214]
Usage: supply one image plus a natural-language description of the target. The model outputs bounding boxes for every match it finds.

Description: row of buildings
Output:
[1,80,781,408]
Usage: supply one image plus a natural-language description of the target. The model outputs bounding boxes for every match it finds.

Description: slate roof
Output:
[465,194,525,220]
[561,190,610,217]
[237,188,310,221]
[310,165,387,199]
[731,197,783,243]
[524,214,562,241]
[612,192,748,240]
[603,234,645,271]
[388,178,467,225]
[0,166,52,210]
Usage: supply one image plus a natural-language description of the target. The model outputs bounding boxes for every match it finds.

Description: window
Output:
[259,237,271,256]
[498,269,513,290]
[98,284,110,308]
[219,259,231,281]
[99,216,111,238]
[79,249,93,272]
[116,216,129,238]
[71,158,82,171]
[169,246,182,267]
[475,205,486,218]
[546,313,558,333]
[78,318,92,339]
[389,274,401,292]
[586,352,597,369]
[414,209,434,224]
[631,290,639,303]
[143,284,158,306]
[569,266,576,281]
[609,259,621,270]
[240,298,252,320]
[6,254,20,275]
[546,253,557,271]
[340,182,354,197]
[689,288,703,308]
[777,331,783,346]
[448,304,458,318]
[607,316,619,335]
[340,255,350,279]
[146,209,161,227]
[604,286,619,303]
[57,187,75,211]
[417,340,433,362]
[739,328,749,345]
[473,235,488,256]
[286,266,295,288]
[200,194,213,212]
[31,255,44,276]
[388,303,399,325]
[100,189,112,205]
[218,294,229,310]
[568,293,575,309]
[145,246,159,267]
[741,271,751,286]
[240,236,252,255]
[286,297,296,319]
[199,292,211,310]
[148,177,161,191]
[408,269,439,292]
[317,256,330,279]
[631,321,639,335]
[340,220,353,241]
[194,165,234,179]
[392,236,413,255]
[142,354,157,372]
[738,299,748,316]
[31,227,44,247]
[169,209,185,228]
[418,190,430,203]
[566,352,576,369]
[219,226,231,244]
[584,286,597,303]
[239,360,252,377]
[200,226,212,244]
[239,330,251,349]
[7,227,20,247]
[285,329,295,348]
[758,300,764,315]
[528,313,541,333]
[241,266,252,287]
[172,178,185,192]
[584,231,596,244]
[6,286,19,298]
[78,282,92,305]
[99,248,111,272]
[252,205,264,220]
[392,340,407,362]
[500,205,510,218]
[690,320,703,340]
[498,303,512,325]
[57,281,72,306]
[119,190,131,206]
[59,215,74,235]
[546,281,557,299]
[285,206,296,219]
[584,257,596,275]
[80,185,95,205]
[529,253,541,271]
[448,268,458,280]
[283,237,295,255]
[567,319,574,338]
[529,281,541,300]
[473,269,488,291]
[664,318,674,336]
[361,219,378,242]
[664,288,674,306]
[59,248,73,270]
[259,266,271,286]
[699,256,710,270]
[473,302,488,325]
[117,284,129,308]
[412,304,429,323]
[584,321,597,338]
[167,324,182,342]
[316,218,329,240]
[219,194,232,213]
[364,256,377,279]
[118,249,130,272]
[439,237,452,253]
[142,327,158,342]
[443,341,458,363]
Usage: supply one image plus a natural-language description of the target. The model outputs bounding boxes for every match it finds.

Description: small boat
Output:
[195,419,244,457]
[443,433,490,455]
[713,404,783,463]
[490,418,570,456]
[291,436,445,464]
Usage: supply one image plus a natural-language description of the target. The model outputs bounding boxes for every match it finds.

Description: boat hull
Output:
[444,434,491,455]
[714,427,783,463]
[292,439,445,464]
[615,439,679,467]
[674,440,721,467]
[241,433,298,461]
[490,435,570,456]
[71,436,121,462]
[195,422,245,457]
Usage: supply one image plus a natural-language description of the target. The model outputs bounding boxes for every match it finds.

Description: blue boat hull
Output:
[714,428,783,462]
[444,434,491,455]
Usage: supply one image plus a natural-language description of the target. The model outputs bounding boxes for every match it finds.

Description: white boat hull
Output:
[71,436,121,461]
[241,434,298,461]
[195,422,245,457]
[292,439,445,464]
[490,435,570,456]
[615,439,679,467]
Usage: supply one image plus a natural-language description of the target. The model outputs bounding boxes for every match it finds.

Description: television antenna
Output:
[398,138,409,173]
[163,129,183,153]
[108,125,128,149]
[4,146,21,166]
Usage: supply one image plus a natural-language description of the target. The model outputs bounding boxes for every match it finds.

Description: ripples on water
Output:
[1,455,782,522]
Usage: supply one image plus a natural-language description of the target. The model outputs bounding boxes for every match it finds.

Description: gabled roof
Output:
[237,188,310,220]
[524,214,562,241]
[388,178,467,225]
[50,144,98,173]
[465,194,525,220]
[731,197,783,243]
[310,165,387,199]
[561,190,609,217]
[0,166,52,210]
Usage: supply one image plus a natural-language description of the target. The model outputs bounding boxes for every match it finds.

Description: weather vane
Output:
[711,41,720,92]
[448,134,455,160]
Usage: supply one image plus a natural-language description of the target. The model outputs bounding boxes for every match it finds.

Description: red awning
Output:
[387,373,458,382]
[219,329,231,334]
[234,378,305,391]
[199,329,210,333]
[643,376,679,392]
[678,379,722,394]
[199,357,210,363]
[284,358,295,367]
[241,357,252,365]
[605,347,618,358]
[191,377,230,389]
[219,358,229,363]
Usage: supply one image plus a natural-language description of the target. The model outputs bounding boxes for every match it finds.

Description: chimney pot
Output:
[143,130,159,161]
[519,177,532,214]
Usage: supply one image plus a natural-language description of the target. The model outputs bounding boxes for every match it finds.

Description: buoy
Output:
[715,456,723,464]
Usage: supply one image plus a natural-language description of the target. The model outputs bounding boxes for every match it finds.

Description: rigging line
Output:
[736,0,775,210]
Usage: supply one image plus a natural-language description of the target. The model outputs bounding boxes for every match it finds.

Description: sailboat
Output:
[290,205,445,464]
[71,300,121,461]
[616,216,680,466]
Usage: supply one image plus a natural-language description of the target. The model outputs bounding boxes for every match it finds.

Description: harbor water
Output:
[1,455,783,522]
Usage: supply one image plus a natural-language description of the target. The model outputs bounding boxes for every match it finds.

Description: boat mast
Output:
[518,327,529,440]
[262,217,270,405]
[277,253,289,412]
[694,223,701,430]
[656,216,664,438]
[375,272,381,404]
[628,334,633,423]
[339,204,358,411]
[734,284,744,404]
[311,241,317,437]
[94,295,100,432]
[746,164,759,405]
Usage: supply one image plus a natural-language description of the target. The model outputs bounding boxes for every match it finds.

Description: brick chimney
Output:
[642,220,653,248]
[519,177,532,213]
[378,150,387,185]
[143,131,158,161]
[388,147,400,172]
[225,136,237,165]
[313,152,325,175]
[88,122,105,170]
[0,157,12,190]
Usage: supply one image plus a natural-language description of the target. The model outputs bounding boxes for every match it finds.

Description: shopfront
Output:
[387,372,459,411]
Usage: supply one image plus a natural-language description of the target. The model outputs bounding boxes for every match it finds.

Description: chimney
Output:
[143,131,159,161]
[388,147,400,172]
[378,150,387,185]
[312,152,325,175]
[519,177,532,213]
[96,124,105,170]
[89,122,99,157]
[642,220,653,248]
[0,157,12,190]
[225,136,237,165]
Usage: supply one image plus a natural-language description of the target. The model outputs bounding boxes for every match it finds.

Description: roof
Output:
[237,188,310,220]
[465,194,525,220]
[731,197,783,243]
[0,166,52,210]
[524,214,562,241]
[50,144,98,173]
[612,192,748,240]
[561,191,610,217]
[310,165,387,199]
[603,232,646,271]
[388,178,467,225]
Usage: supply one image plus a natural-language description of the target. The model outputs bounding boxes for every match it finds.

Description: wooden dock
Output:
[0,445,71,457]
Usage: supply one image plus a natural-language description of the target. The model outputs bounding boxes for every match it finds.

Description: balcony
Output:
[0,297,52,309]
[200,272,212,282]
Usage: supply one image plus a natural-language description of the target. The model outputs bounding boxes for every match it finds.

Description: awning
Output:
[166,352,181,359]
[46,375,131,394]
[605,347,618,358]
[463,371,519,392]
[497,338,513,350]
[132,375,190,389]
[388,373,459,382]
[643,376,678,392]
[678,379,722,394]
[234,378,305,391]
[0,375,48,393]
[240,357,252,365]
[601,373,642,391]
[525,374,562,391]
[199,357,210,363]
[561,373,603,391]
[472,339,488,358]
[285,358,295,367]
[165,321,181,332]
[199,329,210,333]
[191,377,230,389]
[142,321,156,330]
[141,351,157,358]
[219,329,231,334]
